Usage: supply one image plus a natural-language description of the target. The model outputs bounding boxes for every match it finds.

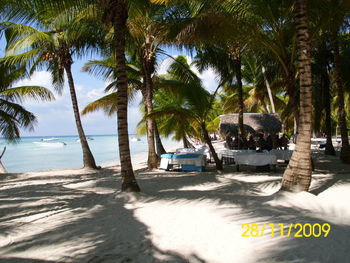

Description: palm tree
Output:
[0,62,54,172]
[281,0,313,192]
[3,20,100,169]
[0,62,55,140]
[82,52,168,166]
[127,2,171,168]
[312,34,336,155]
[1,0,143,190]
[148,56,223,170]
[193,45,247,148]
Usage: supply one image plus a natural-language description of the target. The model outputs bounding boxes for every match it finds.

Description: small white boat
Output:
[33,141,66,147]
[41,137,59,141]
[130,137,141,142]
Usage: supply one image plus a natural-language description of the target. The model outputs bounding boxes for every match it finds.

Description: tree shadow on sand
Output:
[0,168,206,263]
[1,156,349,263]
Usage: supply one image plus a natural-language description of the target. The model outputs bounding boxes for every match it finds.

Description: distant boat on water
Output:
[33,141,66,147]
[41,137,59,141]
[130,137,141,142]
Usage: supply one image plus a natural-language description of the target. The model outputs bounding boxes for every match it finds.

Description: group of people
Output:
[225,133,289,151]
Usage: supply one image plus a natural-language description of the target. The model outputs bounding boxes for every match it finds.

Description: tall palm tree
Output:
[3,20,100,169]
[315,0,350,161]
[127,2,171,168]
[99,0,145,191]
[312,34,336,155]
[1,0,141,190]
[281,0,313,192]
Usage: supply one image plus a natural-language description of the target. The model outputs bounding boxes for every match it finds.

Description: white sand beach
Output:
[0,152,349,263]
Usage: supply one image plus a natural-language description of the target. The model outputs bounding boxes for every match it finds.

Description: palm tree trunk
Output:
[142,62,159,169]
[64,64,98,169]
[108,0,140,191]
[0,147,7,173]
[281,0,313,192]
[154,122,166,155]
[182,135,191,148]
[319,43,335,155]
[331,32,350,163]
[262,66,276,113]
[231,50,245,149]
[324,83,335,155]
[201,123,222,171]
[286,75,300,134]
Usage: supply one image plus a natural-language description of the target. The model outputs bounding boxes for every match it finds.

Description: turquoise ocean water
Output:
[0,135,179,173]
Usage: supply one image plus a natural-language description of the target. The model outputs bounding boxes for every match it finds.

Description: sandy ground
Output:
[0,153,349,263]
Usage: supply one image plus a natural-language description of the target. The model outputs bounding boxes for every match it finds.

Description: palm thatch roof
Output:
[219,113,281,136]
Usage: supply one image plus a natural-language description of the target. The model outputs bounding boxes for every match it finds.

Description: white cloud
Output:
[15,71,52,87]
[86,88,106,100]
[157,56,220,92]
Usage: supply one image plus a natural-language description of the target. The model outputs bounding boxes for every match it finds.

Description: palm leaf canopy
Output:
[0,61,54,141]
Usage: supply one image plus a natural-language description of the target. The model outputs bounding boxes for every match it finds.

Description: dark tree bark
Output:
[318,40,335,155]
[64,62,98,169]
[182,136,194,148]
[141,54,159,169]
[230,48,245,149]
[331,32,350,163]
[281,0,313,192]
[285,73,300,134]
[154,122,166,155]
[201,123,223,171]
[102,0,140,191]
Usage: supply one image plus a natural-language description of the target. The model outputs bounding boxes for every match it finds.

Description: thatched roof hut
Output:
[219,113,281,136]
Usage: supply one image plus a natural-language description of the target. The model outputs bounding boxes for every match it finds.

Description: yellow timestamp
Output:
[242,223,331,237]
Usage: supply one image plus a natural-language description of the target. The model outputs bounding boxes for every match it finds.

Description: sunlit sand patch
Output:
[131,199,282,263]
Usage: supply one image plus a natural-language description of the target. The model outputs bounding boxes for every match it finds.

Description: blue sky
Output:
[1,39,219,137]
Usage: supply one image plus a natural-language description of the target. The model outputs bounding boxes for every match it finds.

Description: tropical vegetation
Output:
[1,0,350,192]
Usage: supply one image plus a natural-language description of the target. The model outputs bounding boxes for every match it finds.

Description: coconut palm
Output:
[2,19,101,169]
[326,0,350,163]
[0,62,54,141]
[0,62,54,172]
[312,34,336,155]
[147,56,223,170]
[281,0,313,192]
[82,53,168,164]
[126,2,172,168]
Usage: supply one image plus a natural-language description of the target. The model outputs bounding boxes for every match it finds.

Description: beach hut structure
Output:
[219,113,282,137]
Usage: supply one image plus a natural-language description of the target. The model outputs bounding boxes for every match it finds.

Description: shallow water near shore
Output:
[0,135,179,173]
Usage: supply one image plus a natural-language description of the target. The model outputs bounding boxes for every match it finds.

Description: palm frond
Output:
[1,86,55,102]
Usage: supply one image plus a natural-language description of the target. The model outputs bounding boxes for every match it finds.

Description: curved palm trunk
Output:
[182,135,194,148]
[0,162,6,173]
[231,50,245,149]
[281,0,313,192]
[142,63,159,169]
[201,123,222,171]
[105,0,140,191]
[64,64,98,169]
[331,33,350,162]
[0,147,7,173]
[154,122,166,155]
[262,66,276,113]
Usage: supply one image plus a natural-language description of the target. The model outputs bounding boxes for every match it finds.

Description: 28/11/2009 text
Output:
[241,223,331,237]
